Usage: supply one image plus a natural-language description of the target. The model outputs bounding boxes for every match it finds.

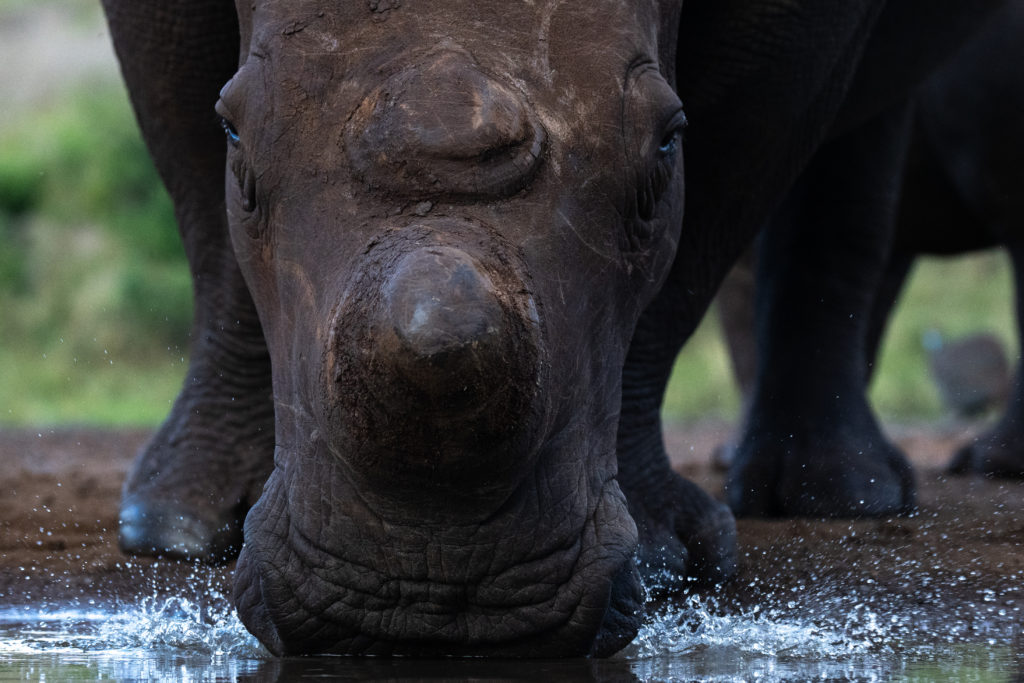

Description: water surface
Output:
[1,582,1020,682]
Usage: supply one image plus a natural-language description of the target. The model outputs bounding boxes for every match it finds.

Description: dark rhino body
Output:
[724,0,1024,518]
[900,1,1024,479]
[101,0,1005,657]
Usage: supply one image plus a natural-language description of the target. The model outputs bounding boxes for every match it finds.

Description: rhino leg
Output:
[727,102,916,519]
[618,327,738,589]
[102,0,274,562]
[614,0,904,589]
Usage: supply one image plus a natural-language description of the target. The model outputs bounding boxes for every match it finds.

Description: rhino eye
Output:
[220,116,241,146]
[658,111,686,157]
[658,110,686,157]
[635,109,686,223]
[658,135,678,157]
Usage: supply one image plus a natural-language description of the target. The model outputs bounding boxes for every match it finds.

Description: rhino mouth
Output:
[232,454,644,657]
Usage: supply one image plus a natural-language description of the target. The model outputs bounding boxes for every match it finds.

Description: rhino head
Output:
[220,0,686,656]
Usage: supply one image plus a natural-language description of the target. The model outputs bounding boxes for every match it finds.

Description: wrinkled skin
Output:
[224,2,691,656]
[101,0,1004,657]
[108,0,693,656]
[721,1,1024,517]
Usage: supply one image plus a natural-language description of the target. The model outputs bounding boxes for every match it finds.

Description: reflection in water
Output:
[0,585,1021,682]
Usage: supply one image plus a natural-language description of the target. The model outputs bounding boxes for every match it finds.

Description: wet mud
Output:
[668,422,1024,656]
[1,422,1022,659]
[0,429,233,608]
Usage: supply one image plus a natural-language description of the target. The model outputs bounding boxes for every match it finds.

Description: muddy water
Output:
[1,426,1022,681]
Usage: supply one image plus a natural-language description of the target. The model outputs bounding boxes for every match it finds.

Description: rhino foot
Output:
[118,375,275,564]
[949,429,1024,477]
[119,498,243,563]
[726,429,916,518]
[629,471,737,593]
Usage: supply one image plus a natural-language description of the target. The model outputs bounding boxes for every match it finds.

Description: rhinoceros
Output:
[101,0,1004,657]
[718,1,1023,517]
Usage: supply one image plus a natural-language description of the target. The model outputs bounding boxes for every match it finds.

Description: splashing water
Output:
[625,594,863,660]
[0,564,1019,681]
[0,572,266,682]
[618,591,906,681]
[614,570,1022,682]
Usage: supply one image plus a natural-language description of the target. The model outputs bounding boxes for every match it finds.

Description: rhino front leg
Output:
[103,0,274,562]
[727,101,916,519]
[618,328,738,589]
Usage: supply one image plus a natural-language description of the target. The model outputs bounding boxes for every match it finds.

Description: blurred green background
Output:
[0,1,1016,428]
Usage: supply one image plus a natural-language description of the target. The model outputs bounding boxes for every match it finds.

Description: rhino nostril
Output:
[345,51,545,198]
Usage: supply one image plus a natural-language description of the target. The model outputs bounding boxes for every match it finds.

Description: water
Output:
[0,583,1019,682]
[0,595,265,681]
[623,593,1021,682]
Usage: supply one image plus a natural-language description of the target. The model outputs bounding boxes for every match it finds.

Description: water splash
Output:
[614,568,1022,682]
[616,592,884,680]
[1,557,1020,681]
[3,558,262,655]
[624,594,867,660]
[0,565,266,682]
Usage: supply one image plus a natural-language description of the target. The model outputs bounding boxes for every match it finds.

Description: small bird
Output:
[923,329,1011,417]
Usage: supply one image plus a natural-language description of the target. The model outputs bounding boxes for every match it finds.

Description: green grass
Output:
[1,344,187,425]
[662,312,742,420]
[0,80,190,425]
[870,251,1016,418]
[663,250,1017,424]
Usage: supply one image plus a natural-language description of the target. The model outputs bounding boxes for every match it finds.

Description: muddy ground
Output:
[1,422,1022,651]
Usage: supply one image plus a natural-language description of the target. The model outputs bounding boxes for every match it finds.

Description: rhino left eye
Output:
[621,63,685,252]
[658,135,678,157]
[220,116,241,146]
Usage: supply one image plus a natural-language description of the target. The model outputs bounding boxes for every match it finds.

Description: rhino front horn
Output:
[326,226,543,484]
[381,246,511,407]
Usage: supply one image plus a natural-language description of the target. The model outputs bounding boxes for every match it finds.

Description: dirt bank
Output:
[1,422,1022,651]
